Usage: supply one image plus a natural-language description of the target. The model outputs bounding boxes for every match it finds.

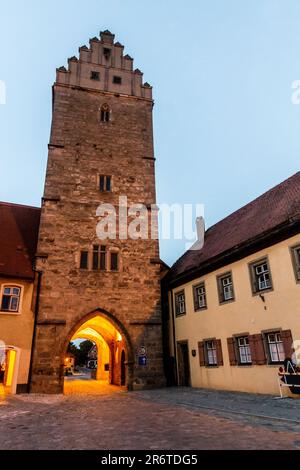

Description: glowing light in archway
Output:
[65,314,127,392]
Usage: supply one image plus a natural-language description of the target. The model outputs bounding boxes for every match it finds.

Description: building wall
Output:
[0,278,35,390]
[30,31,165,393]
[170,234,300,395]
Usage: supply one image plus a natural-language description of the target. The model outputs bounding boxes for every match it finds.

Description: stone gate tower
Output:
[31,30,165,393]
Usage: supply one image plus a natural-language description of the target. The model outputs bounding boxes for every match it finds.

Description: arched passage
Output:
[62,309,134,394]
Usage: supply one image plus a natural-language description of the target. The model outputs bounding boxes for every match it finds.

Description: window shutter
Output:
[216,339,223,366]
[174,295,179,316]
[252,276,258,293]
[281,330,293,358]
[227,337,238,365]
[292,247,300,281]
[193,286,199,310]
[249,334,266,365]
[198,341,205,366]
[218,279,224,303]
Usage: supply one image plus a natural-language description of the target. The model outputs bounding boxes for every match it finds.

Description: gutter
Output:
[170,291,178,386]
[27,268,42,393]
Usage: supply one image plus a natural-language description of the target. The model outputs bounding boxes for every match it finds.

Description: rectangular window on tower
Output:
[110,252,119,271]
[93,245,107,271]
[90,71,100,81]
[80,251,88,270]
[113,76,122,84]
[99,175,112,192]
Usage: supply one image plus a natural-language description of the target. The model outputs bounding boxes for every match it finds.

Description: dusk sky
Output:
[1,0,300,265]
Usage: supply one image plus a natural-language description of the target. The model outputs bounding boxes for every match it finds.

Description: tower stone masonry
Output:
[30,30,165,393]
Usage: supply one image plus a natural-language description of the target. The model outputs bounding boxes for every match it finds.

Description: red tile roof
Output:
[0,202,41,280]
[168,172,300,283]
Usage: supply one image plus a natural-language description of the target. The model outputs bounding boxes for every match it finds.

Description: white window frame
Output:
[0,284,23,315]
[195,283,207,309]
[267,332,285,363]
[237,336,252,364]
[255,262,271,291]
[175,291,186,316]
[205,340,217,366]
[222,275,233,301]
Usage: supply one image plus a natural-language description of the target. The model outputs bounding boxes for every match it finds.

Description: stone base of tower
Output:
[29,321,166,394]
[30,375,64,395]
[29,369,166,394]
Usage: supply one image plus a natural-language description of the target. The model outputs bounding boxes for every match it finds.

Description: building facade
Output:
[30,30,165,393]
[0,202,40,394]
[165,173,300,395]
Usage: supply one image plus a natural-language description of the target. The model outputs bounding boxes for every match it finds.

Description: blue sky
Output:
[1,1,300,265]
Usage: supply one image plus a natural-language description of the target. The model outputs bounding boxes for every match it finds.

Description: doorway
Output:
[177,341,190,386]
[0,345,20,395]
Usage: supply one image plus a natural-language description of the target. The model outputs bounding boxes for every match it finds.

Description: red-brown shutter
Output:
[198,341,205,366]
[281,330,293,358]
[227,337,238,365]
[249,334,266,365]
[216,339,223,366]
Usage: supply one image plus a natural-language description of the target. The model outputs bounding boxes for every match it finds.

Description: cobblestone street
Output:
[1,384,300,450]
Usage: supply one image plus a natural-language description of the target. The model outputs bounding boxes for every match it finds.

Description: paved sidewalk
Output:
[134,387,300,432]
[0,386,299,450]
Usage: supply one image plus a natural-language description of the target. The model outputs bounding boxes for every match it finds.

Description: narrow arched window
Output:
[100,104,110,122]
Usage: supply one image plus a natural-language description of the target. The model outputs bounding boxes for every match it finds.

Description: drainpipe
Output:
[170,289,178,386]
[27,268,42,393]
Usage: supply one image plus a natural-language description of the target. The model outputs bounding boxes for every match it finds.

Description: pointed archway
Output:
[62,309,134,394]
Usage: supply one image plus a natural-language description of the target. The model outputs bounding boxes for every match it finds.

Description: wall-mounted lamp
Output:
[191,349,197,357]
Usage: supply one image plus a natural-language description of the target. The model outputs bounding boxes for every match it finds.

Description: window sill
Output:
[79,269,120,273]
[218,298,235,306]
[205,364,219,368]
[0,310,21,316]
[252,287,273,296]
[194,307,207,312]
[237,363,253,367]
[175,313,186,318]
